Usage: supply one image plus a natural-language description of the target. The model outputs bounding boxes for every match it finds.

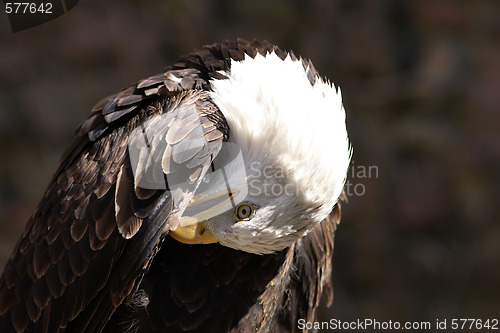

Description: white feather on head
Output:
[207,51,351,254]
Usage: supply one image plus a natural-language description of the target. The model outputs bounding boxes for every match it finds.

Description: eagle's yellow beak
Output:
[169,189,238,245]
[169,219,217,244]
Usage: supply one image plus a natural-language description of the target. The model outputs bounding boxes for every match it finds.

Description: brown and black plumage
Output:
[0,39,349,332]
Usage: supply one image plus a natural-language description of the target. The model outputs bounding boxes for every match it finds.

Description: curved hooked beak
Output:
[169,189,238,244]
[169,219,217,244]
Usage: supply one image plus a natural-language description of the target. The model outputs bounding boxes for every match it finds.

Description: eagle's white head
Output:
[174,51,351,255]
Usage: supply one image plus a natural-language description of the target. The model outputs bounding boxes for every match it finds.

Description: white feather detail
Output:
[207,51,351,254]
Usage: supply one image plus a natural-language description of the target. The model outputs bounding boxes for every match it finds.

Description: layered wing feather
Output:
[0,87,227,333]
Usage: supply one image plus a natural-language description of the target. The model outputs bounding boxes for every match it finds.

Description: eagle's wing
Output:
[0,72,228,333]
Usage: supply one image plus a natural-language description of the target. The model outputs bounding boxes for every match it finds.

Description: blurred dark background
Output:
[1,0,499,331]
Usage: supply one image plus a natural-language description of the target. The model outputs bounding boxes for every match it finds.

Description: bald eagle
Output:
[0,39,350,333]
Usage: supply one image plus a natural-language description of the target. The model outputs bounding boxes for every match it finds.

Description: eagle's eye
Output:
[235,203,254,221]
